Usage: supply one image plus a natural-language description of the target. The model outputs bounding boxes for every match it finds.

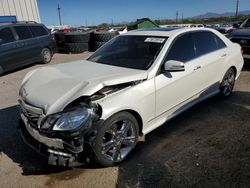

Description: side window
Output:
[165,33,195,62]
[215,35,226,49]
[193,31,218,57]
[14,26,33,40]
[30,26,48,37]
[0,28,15,43]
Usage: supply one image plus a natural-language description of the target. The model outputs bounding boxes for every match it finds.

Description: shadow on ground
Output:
[116,91,250,188]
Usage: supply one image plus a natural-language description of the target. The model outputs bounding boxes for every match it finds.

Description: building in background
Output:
[127,18,159,31]
[0,0,40,23]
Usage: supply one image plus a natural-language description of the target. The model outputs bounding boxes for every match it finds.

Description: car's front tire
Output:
[93,112,139,167]
[220,68,236,97]
[40,48,52,64]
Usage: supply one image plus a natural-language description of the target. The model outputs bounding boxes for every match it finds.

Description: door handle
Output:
[193,65,201,71]
[221,53,227,57]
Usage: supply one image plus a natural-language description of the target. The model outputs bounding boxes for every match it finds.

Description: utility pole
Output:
[235,0,239,17]
[57,4,62,25]
[182,12,184,23]
[176,11,179,24]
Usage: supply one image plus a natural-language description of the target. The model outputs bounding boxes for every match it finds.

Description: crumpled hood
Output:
[20,60,148,115]
[230,29,250,37]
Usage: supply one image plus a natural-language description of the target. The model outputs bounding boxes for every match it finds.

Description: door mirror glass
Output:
[0,38,3,45]
[163,60,185,72]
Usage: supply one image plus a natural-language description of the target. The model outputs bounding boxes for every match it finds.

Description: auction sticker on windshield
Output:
[144,37,166,43]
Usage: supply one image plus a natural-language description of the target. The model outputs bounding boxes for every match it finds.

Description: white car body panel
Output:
[19,28,244,136]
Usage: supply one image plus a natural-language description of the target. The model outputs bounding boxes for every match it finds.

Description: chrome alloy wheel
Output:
[101,120,136,162]
[221,69,235,97]
[43,50,51,62]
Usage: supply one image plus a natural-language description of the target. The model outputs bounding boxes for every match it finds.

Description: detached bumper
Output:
[19,116,85,167]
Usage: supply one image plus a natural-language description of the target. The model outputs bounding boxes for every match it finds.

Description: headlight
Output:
[42,107,91,131]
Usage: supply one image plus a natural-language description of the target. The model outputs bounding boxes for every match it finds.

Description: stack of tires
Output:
[89,32,117,51]
[54,32,66,51]
[64,32,90,54]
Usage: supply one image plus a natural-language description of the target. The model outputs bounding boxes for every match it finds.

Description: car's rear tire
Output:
[93,112,139,167]
[220,68,236,97]
[40,48,52,64]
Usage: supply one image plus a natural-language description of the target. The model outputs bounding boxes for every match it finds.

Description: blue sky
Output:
[37,0,250,26]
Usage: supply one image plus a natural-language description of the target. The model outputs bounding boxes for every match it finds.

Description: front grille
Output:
[19,99,43,128]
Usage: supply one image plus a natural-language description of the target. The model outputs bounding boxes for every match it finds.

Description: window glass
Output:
[193,31,218,57]
[165,33,195,62]
[14,26,32,40]
[30,26,48,37]
[88,35,167,70]
[0,28,15,43]
[215,35,226,49]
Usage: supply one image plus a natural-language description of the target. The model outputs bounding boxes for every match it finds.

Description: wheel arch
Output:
[124,109,143,136]
[103,109,144,136]
[230,66,237,76]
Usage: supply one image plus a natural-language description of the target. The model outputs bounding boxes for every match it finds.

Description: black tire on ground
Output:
[65,43,89,54]
[54,32,65,43]
[89,41,106,51]
[93,112,139,167]
[65,32,90,43]
[219,67,236,97]
[40,48,52,64]
[90,32,117,42]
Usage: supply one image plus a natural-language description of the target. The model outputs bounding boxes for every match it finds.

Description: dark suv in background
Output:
[228,18,250,61]
[0,22,56,75]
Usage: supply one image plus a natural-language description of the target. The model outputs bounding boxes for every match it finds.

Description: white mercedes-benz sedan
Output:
[18,28,244,167]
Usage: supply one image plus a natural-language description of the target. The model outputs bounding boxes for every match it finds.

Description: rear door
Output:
[0,27,19,70]
[192,31,228,91]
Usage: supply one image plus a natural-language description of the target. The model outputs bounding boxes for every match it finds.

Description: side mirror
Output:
[0,39,3,45]
[163,60,185,72]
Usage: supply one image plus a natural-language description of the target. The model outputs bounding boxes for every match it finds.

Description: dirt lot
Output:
[0,53,250,188]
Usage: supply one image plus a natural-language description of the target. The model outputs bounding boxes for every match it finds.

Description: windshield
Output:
[240,18,250,28]
[88,35,167,70]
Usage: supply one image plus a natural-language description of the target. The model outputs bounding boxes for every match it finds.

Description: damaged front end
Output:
[18,98,101,167]
[18,79,145,167]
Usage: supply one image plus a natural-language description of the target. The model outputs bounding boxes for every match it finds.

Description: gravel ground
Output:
[0,53,249,188]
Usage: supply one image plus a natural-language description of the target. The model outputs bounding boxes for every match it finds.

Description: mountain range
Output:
[192,10,250,19]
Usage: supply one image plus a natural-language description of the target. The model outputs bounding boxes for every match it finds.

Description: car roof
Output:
[0,22,43,28]
[123,27,216,37]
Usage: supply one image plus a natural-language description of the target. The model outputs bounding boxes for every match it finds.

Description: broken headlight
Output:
[42,107,92,131]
